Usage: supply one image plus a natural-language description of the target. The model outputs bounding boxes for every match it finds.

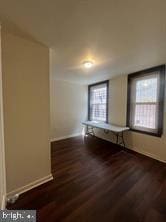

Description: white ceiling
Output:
[0,0,166,84]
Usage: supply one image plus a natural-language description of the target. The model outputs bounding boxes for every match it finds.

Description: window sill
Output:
[128,128,162,138]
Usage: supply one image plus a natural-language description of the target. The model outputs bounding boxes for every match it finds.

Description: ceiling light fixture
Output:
[83,61,94,69]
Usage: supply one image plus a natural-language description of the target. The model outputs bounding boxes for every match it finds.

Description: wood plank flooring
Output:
[7,136,166,222]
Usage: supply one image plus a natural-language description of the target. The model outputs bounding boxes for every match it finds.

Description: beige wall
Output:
[50,79,87,140]
[2,29,51,193]
[95,75,166,162]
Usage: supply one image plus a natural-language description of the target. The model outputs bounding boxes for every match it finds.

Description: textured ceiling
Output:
[0,0,166,84]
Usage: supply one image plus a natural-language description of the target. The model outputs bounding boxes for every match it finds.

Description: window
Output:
[127,65,165,137]
[88,81,109,122]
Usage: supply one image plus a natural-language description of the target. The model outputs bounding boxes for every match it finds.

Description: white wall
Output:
[2,28,52,195]
[95,75,166,162]
[50,78,87,140]
[0,26,6,209]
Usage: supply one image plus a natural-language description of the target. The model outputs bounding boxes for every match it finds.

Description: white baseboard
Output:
[95,134,166,163]
[7,174,53,198]
[127,146,166,163]
[1,194,6,210]
[50,133,81,142]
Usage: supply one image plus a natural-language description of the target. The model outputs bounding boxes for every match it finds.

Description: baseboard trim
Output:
[95,134,166,163]
[50,133,82,142]
[127,146,166,163]
[1,194,6,210]
[7,174,53,198]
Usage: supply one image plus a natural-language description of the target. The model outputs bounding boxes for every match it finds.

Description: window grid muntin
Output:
[127,65,165,137]
[89,82,108,122]
[131,75,159,131]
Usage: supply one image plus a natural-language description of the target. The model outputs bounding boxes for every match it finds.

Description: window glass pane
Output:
[136,77,158,103]
[90,83,107,122]
[91,104,106,121]
[134,104,157,129]
[128,66,165,136]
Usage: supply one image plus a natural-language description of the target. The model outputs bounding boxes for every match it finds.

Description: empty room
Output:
[0,0,166,222]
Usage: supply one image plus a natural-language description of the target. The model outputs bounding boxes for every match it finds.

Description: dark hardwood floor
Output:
[7,136,166,222]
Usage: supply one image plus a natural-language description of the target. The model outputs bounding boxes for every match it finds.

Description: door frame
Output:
[0,24,6,210]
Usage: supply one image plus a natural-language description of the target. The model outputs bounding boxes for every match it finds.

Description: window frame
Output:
[88,80,109,123]
[127,65,165,137]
